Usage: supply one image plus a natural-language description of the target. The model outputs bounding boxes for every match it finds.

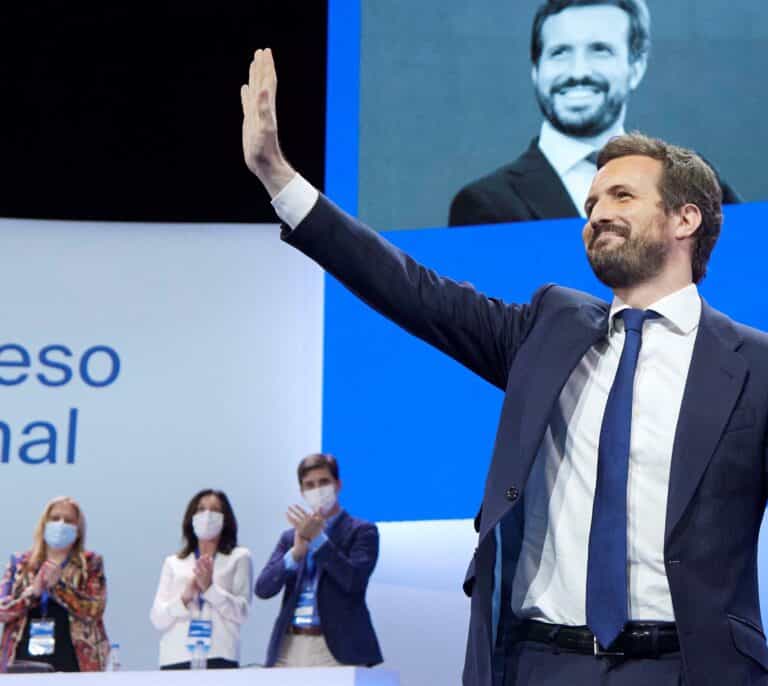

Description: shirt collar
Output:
[609,283,701,336]
[325,509,343,530]
[538,120,626,177]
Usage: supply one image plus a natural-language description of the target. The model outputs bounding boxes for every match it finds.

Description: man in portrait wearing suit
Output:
[448,0,739,227]
[254,453,382,668]
[242,49,768,686]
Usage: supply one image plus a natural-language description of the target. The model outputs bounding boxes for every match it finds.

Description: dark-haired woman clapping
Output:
[150,489,252,669]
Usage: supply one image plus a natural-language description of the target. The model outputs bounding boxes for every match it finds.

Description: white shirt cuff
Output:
[308,532,328,554]
[271,174,319,229]
[283,549,299,571]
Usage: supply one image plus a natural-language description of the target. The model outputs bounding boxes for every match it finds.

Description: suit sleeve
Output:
[314,523,378,595]
[203,550,253,625]
[0,555,36,622]
[53,553,107,621]
[282,195,540,390]
[149,557,191,631]
[449,185,502,227]
[254,532,295,600]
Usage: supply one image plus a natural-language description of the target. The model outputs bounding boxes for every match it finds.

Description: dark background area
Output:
[0,1,327,222]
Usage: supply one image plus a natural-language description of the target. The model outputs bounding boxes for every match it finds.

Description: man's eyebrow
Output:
[606,183,635,195]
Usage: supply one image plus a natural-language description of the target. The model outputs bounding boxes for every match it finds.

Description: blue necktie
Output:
[586,308,657,649]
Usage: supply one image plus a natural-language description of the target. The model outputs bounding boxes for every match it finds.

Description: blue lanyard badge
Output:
[193,550,207,612]
[187,618,213,653]
[39,556,69,618]
[40,589,50,618]
[28,620,56,656]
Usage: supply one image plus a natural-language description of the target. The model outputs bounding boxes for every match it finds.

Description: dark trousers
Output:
[504,641,682,686]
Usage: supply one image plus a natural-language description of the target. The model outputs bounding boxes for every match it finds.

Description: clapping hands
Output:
[181,554,215,607]
[286,505,324,561]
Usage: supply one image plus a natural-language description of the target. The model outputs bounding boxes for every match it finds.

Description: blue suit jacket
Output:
[282,195,768,686]
[254,510,382,667]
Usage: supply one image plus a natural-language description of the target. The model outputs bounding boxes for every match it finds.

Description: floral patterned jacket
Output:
[0,550,109,671]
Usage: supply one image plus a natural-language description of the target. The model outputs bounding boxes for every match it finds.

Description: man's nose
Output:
[567,48,593,80]
[590,203,615,230]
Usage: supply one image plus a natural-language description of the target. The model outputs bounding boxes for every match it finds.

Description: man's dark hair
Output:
[178,489,239,558]
[531,0,651,65]
[297,453,340,485]
[597,132,723,284]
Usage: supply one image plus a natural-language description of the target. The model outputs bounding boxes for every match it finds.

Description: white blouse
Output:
[150,546,253,666]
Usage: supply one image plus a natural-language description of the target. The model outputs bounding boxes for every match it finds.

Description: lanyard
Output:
[193,550,214,612]
[40,555,70,618]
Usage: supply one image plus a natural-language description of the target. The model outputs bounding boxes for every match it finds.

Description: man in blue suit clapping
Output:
[255,453,382,668]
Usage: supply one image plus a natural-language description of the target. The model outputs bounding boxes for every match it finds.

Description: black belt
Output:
[289,625,323,636]
[514,620,679,658]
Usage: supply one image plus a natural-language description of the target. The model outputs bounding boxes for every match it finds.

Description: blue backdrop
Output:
[323,203,768,522]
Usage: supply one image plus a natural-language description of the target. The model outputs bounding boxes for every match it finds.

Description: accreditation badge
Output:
[293,589,315,624]
[187,619,213,650]
[28,619,55,656]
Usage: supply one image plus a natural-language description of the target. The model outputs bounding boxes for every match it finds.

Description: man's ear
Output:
[628,54,648,91]
[531,64,539,88]
[674,203,702,240]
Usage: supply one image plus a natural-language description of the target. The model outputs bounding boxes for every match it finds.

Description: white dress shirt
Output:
[150,546,253,666]
[537,121,625,218]
[512,285,700,623]
[271,176,702,625]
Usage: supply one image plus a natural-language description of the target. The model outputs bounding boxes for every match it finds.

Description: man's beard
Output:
[587,223,669,289]
[536,76,627,138]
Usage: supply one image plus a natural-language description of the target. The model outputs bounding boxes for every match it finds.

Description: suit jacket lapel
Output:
[664,302,746,543]
[508,139,580,220]
[481,301,609,541]
[518,301,610,462]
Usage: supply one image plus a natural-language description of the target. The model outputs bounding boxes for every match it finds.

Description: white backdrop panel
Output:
[0,218,324,670]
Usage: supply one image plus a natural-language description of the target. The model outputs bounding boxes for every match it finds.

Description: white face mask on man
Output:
[303,484,337,515]
[192,510,224,541]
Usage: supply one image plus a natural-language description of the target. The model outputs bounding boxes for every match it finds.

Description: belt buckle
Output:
[593,636,624,658]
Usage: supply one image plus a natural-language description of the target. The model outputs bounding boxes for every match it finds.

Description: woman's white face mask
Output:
[192,510,224,541]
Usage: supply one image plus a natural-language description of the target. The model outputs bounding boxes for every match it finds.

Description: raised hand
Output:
[194,555,214,592]
[29,565,48,598]
[287,504,325,542]
[181,576,199,607]
[43,562,62,588]
[240,48,295,197]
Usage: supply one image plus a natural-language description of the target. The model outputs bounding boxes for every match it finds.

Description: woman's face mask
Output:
[193,510,224,541]
[44,520,78,550]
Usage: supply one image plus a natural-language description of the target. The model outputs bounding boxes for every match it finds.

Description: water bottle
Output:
[189,641,208,670]
[106,643,121,671]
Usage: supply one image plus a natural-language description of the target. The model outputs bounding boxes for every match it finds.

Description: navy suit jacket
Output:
[449,138,742,227]
[254,510,382,667]
[283,195,768,686]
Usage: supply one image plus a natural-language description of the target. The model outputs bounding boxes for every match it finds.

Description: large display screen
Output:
[327,0,768,230]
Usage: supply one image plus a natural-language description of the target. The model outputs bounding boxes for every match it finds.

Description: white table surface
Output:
[2,667,400,686]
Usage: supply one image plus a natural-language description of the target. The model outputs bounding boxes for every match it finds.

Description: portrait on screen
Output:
[355,0,767,231]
